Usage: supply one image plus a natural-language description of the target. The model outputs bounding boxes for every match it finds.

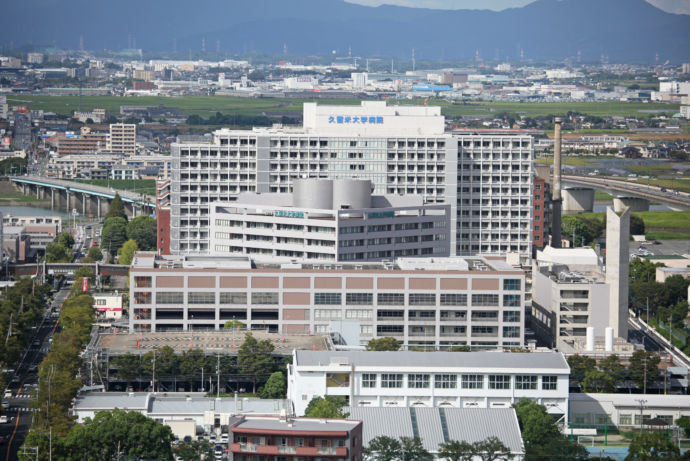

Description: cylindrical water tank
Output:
[585,327,595,352]
[293,179,333,209]
[605,327,614,352]
[332,179,372,210]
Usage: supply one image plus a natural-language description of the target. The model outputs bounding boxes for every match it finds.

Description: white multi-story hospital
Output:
[169,101,533,257]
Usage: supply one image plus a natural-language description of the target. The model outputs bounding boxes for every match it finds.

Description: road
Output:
[1,287,70,461]
[563,174,690,210]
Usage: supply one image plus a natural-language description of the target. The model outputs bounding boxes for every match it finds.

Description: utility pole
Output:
[636,399,647,431]
[152,349,156,393]
[216,354,220,398]
[643,354,647,394]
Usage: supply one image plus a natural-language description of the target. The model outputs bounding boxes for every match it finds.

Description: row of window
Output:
[360,373,558,390]
[137,291,522,307]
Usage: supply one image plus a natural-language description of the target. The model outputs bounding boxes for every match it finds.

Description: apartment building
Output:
[56,131,107,156]
[287,350,569,421]
[108,123,136,155]
[170,101,533,257]
[128,253,525,350]
[47,154,121,178]
[208,178,450,262]
[230,416,363,461]
[533,176,548,250]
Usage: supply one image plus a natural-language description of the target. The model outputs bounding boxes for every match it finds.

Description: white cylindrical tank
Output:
[585,327,595,352]
[604,327,614,352]
[293,179,333,209]
[332,179,372,210]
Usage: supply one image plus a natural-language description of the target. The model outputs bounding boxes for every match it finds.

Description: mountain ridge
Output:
[2,0,689,62]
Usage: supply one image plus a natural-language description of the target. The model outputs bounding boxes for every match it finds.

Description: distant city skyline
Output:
[345,0,690,14]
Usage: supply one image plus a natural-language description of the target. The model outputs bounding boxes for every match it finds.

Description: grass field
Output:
[579,210,690,240]
[73,179,157,196]
[535,156,607,167]
[625,164,676,177]
[594,190,613,200]
[5,95,681,119]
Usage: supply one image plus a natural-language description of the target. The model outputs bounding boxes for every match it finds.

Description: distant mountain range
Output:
[3,0,690,62]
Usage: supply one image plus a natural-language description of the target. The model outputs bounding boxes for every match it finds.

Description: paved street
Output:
[1,287,69,461]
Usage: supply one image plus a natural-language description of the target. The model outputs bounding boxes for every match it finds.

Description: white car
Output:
[0,415,8,424]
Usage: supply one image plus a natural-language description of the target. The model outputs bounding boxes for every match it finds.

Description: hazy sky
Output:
[344,0,690,14]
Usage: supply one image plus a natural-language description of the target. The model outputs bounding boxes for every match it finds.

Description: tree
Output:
[56,232,75,248]
[101,217,128,254]
[677,416,690,437]
[628,350,660,390]
[74,266,95,282]
[304,396,348,418]
[625,431,680,461]
[474,436,511,461]
[237,333,275,393]
[582,369,616,393]
[260,371,286,399]
[364,436,402,461]
[106,193,127,220]
[562,215,605,246]
[118,238,139,266]
[366,337,400,351]
[399,437,433,461]
[126,215,157,250]
[598,354,625,383]
[513,399,561,449]
[61,409,174,461]
[174,439,215,461]
[664,275,690,307]
[513,399,588,460]
[45,242,71,263]
[630,214,645,235]
[224,319,245,329]
[87,246,103,262]
[629,258,664,283]
[567,355,596,384]
[439,440,476,461]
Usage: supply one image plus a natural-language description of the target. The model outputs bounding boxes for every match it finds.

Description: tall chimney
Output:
[551,117,563,248]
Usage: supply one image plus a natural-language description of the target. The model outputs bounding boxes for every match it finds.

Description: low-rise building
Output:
[209,178,451,262]
[129,253,526,349]
[93,293,124,319]
[2,214,62,232]
[569,393,690,430]
[287,350,570,421]
[230,416,362,461]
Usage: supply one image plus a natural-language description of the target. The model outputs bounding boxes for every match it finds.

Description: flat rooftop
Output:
[131,254,521,273]
[294,350,569,371]
[93,330,331,356]
[233,416,359,433]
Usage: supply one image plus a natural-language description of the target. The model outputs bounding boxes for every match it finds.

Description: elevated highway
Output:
[562,174,690,210]
[10,262,130,278]
[9,176,155,218]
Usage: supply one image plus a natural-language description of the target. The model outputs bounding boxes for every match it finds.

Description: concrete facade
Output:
[287,350,569,420]
[128,253,525,349]
[209,179,451,262]
[606,207,629,339]
[170,101,533,258]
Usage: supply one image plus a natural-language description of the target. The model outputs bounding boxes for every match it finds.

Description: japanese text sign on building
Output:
[274,210,304,218]
[328,115,384,124]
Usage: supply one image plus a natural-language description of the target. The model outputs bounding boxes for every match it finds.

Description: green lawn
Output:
[578,210,690,240]
[535,156,608,167]
[5,95,681,119]
[73,179,156,196]
[625,164,676,177]
[594,190,613,201]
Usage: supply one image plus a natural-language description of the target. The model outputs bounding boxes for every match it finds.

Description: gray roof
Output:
[345,407,524,454]
[295,350,569,371]
[73,392,286,416]
[234,417,359,432]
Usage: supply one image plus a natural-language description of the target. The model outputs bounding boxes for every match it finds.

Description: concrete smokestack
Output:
[551,117,563,248]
